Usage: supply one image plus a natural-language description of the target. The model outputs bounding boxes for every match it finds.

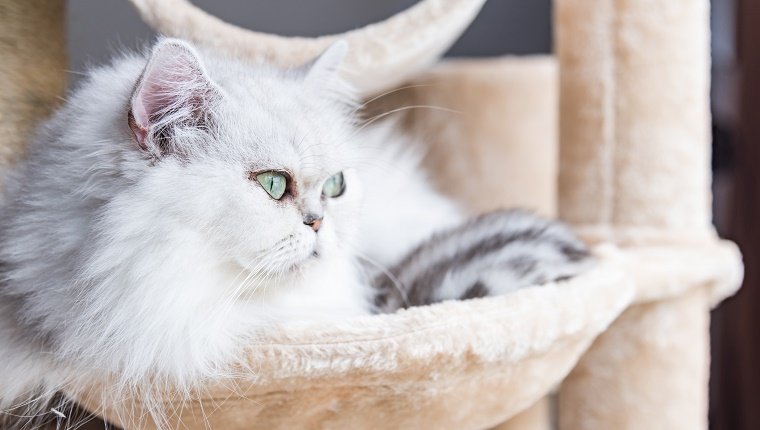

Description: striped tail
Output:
[372,210,593,313]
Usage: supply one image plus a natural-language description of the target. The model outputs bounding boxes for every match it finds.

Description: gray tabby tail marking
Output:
[373,210,592,312]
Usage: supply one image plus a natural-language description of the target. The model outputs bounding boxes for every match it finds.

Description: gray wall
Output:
[65,0,733,124]
[66,0,552,78]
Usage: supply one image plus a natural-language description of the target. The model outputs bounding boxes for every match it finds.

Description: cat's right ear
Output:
[129,39,219,155]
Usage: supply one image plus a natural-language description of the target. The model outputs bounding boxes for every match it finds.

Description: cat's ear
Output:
[129,38,219,155]
[302,40,348,87]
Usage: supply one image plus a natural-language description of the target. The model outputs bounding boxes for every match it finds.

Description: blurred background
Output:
[65,1,755,429]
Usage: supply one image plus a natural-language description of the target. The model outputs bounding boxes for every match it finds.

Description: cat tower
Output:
[1,0,744,429]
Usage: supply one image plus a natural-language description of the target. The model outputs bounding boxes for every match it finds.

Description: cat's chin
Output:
[281,249,324,276]
[233,253,328,302]
[236,247,324,280]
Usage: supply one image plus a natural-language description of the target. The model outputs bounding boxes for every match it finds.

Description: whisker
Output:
[354,105,461,134]
[352,83,439,114]
[351,248,409,309]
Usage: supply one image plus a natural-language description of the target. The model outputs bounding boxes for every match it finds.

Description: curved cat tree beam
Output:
[128,0,488,96]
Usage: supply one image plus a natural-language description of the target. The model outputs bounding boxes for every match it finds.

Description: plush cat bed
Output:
[1,0,743,429]
[73,255,631,429]
[68,243,740,430]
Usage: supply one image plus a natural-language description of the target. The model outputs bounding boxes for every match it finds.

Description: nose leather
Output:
[303,214,323,232]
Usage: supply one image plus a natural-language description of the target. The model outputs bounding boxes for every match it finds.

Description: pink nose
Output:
[304,217,322,232]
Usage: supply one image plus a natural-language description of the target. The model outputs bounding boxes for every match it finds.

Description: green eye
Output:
[322,172,345,198]
[255,171,288,200]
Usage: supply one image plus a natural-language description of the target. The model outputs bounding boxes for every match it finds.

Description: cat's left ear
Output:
[129,39,219,155]
[302,40,348,87]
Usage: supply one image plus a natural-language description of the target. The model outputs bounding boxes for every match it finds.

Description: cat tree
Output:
[1,0,743,429]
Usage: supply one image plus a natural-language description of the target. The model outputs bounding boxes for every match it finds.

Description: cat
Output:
[0,38,591,427]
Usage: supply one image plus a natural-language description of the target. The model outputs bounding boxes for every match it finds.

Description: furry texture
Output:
[0,0,67,186]
[77,259,633,430]
[374,210,592,312]
[554,1,730,429]
[0,39,370,410]
[0,38,591,427]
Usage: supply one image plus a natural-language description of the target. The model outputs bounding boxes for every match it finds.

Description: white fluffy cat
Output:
[0,38,592,427]
[0,38,461,417]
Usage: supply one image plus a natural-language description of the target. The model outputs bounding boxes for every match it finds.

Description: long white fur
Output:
[0,38,461,424]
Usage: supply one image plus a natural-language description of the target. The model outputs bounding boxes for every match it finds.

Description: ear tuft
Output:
[129,39,218,156]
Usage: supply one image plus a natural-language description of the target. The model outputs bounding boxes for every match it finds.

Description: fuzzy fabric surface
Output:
[0,0,66,187]
[72,259,634,429]
[556,0,712,239]
[554,0,742,429]
[70,242,741,429]
[367,56,560,218]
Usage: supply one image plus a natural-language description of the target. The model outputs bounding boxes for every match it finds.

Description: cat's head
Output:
[121,38,363,279]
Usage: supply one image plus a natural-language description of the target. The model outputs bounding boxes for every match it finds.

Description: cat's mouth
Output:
[278,244,322,274]
[293,246,321,268]
[237,234,323,277]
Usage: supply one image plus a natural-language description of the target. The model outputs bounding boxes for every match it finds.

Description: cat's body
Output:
[0,39,590,426]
